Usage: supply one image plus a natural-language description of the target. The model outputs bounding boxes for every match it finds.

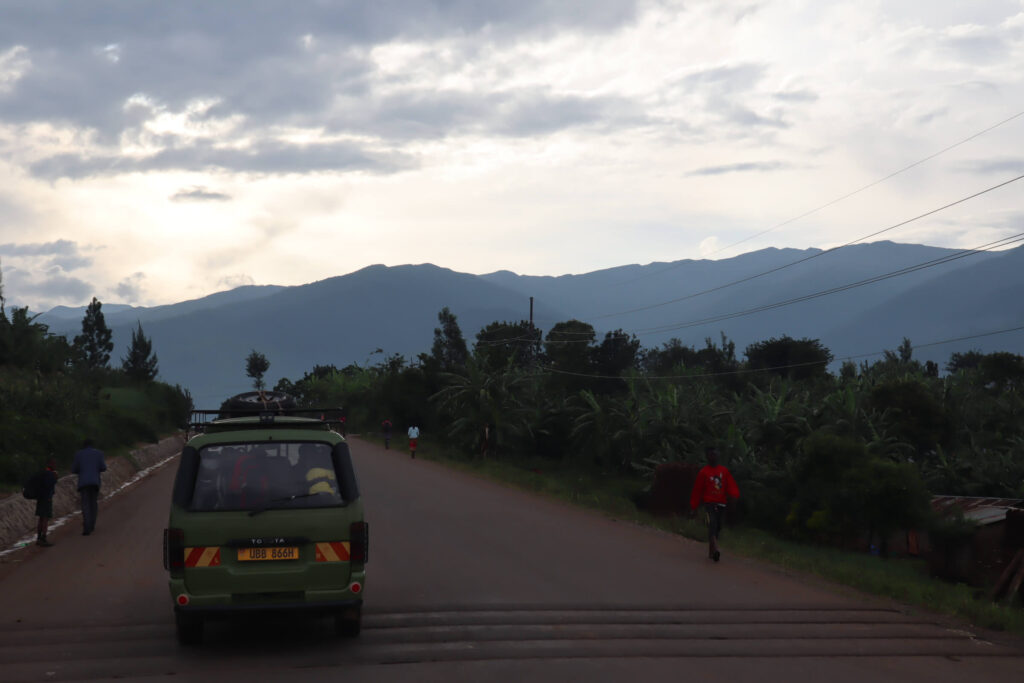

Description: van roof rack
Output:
[186,392,346,437]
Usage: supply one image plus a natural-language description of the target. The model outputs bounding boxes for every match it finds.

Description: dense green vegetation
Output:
[274,309,1024,555]
[0,278,192,488]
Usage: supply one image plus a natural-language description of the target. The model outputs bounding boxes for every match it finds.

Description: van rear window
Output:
[190,442,344,511]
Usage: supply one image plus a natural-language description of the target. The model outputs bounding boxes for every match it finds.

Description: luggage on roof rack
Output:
[220,391,297,416]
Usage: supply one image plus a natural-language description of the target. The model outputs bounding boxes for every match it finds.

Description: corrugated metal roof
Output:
[931,496,1024,526]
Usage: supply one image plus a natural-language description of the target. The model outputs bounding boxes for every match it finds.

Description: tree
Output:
[882,337,914,365]
[978,352,1024,392]
[744,335,833,381]
[542,320,596,393]
[73,297,114,370]
[592,329,641,375]
[0,306,74,372]
[474,320,541,372]
[246,350,270,390]
[839,360,858,382]
[868,377,950,454]
[544,319,595,373]
[430,307,468,371]
[694,333,742,391]
[590,329,642,394]
[946,349,984,374]
[121,322,159,382]
[641,338,701,375]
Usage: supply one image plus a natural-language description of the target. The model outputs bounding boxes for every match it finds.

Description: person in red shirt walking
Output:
[690,446,739,562]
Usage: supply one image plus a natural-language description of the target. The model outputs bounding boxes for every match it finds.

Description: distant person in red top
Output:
[381,419,393,449]
[690,446,739,562]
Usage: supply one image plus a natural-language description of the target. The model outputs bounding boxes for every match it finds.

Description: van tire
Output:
[334,608,361,638]
[176,612,204,645]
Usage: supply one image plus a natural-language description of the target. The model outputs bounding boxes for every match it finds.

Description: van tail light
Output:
[350,521,368,563]
[164,528,185,570]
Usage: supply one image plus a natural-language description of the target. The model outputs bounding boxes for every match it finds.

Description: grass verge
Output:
[391,438,1024,637]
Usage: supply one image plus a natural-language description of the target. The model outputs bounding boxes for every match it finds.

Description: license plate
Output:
[237,546,299,561]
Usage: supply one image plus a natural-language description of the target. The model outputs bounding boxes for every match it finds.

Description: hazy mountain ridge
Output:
[38,241,1022,402]
[38,285,285,327]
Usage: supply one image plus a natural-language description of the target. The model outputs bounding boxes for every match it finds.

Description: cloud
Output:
[686,160,797,176]
[217,273,256,289]
[170,186,232,202]
[491,90,648,137]
[47,254,93,271]
[115,272,145,302]
[673,63,790,133]
[1,2,649,182]
[773,89,818,103]
[723,104,788,129]
[941,26,1010,63]
[0,239,92,273]
[0,240,95,308]
[0,189,30,226]
[681,63,766,92]
[0,45,30,93]
[0,238,81,257]
[699,236,720,257]
[2,262,93,309]
[0,2,640,138]
[24,81,645,179]
[960,158,1024,174]
[29,139,417,179]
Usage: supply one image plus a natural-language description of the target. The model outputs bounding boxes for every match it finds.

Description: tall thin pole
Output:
[529,296,538,364]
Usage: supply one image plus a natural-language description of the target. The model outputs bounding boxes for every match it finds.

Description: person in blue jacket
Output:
[71,438,106,536]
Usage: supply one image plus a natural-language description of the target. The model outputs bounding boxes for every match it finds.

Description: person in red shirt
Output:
[690,446,740,562]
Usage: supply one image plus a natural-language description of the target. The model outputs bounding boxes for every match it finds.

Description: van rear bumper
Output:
[175,598,362,619]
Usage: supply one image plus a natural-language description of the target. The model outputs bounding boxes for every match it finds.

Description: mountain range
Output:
[37,241,1024,404]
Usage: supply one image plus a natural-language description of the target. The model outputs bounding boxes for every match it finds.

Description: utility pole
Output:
[529,296,539,365]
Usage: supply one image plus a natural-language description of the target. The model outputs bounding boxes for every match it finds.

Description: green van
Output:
[163,398,366,644]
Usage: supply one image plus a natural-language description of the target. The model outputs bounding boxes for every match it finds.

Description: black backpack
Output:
[22,471,44,500]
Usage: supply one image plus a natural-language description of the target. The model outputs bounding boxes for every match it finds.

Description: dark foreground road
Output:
[1,436,1022,682]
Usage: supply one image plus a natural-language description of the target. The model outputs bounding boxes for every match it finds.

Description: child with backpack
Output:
[24,459,59,547]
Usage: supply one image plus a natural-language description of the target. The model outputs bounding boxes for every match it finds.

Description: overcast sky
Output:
[1,0,1022,311]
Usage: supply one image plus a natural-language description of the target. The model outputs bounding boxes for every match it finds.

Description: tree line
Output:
[269,307,1024,553]
[0,271,192,486]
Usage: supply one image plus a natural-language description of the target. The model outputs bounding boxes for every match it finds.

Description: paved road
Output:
[1,436,1022,681]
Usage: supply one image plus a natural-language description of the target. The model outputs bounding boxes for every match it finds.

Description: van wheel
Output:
[334,608,361,638]
[176,612,204,645]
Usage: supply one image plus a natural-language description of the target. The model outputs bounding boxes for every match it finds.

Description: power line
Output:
[598,172,1024,321]
[477,173,1023,347]
[618,108,1024,285]
[635,231,1024,336]
[475,203,1024,348]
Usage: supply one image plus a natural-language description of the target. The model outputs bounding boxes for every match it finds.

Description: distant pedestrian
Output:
[71,438,106,536]
[381,419,393,449]
[480,423,497,458]
[407,425,420,459]
[689,446,739,562]
[33,458,59,547]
